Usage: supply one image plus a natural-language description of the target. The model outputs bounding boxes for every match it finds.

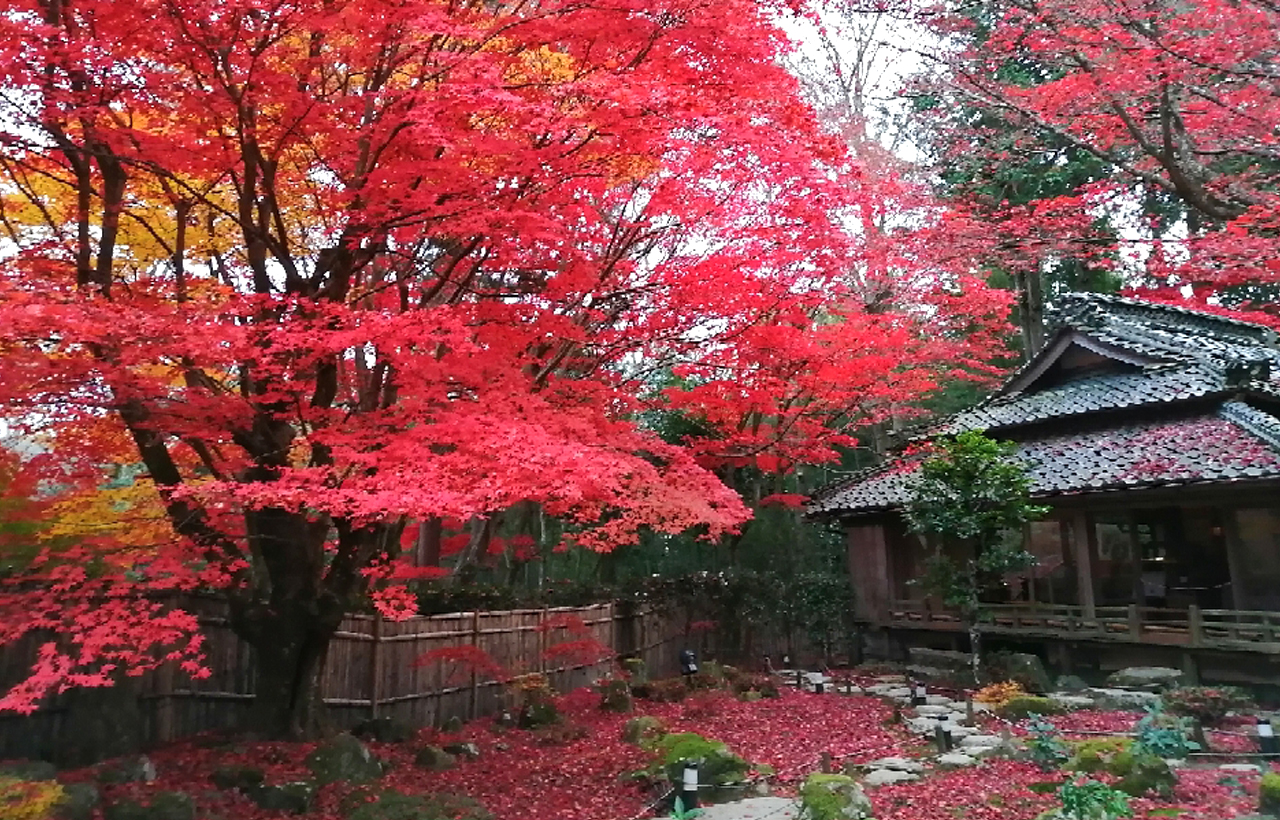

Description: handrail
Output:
[884,599,1280,651]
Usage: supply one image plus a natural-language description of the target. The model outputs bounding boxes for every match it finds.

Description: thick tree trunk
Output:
[235,599,343,739]
[1016,269,1045,358]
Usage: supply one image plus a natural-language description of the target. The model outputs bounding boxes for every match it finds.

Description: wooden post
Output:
[1071,511,1096,620]
[1188,604,1204,648]
[1127,604,1141,640]
[538,608,548,674]
[469,610,480,720]
[369,615,383,719]
[156,661,177,744]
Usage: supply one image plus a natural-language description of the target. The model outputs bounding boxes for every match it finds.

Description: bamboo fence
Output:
[0,598,685,762]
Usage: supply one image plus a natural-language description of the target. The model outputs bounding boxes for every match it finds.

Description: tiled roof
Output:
[808,405,1280,516]
[935,363,1225,435]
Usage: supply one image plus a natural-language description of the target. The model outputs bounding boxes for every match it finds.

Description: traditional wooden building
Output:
[809,294,1280,681]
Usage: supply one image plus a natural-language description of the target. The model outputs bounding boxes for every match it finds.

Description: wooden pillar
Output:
[1070,510,1096,619]
[1223,507,1246,610]
[369,615,383,719]
[847,521,892,623]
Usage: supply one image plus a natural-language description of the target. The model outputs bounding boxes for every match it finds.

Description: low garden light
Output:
[1259,717,1278,755]
[912,679,927,707]
[679,649,699,677]
[680,761,699,809]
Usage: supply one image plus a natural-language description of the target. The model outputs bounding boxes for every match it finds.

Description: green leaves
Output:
[905,431,1047,619]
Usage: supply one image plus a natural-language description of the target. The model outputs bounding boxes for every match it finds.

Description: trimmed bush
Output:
[799,774,873,820]
[1162,686,1255,726]
[1260,772,1280,816]
[1114,753,1176,799]
[998,695,1064,720]
[596,677,632,713]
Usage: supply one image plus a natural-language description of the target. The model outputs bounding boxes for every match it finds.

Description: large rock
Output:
[248,782,315,814]
[103,792,194,820]
[1106,667,1185,691]
[1048,694,1095,711]
[413,746,456,771]
[800,774,873,819]
[304,734,383,785]
[936,752,978,769]
[1087,688,1161,710]
[907,648,972,671]
[1055,675,1089,693]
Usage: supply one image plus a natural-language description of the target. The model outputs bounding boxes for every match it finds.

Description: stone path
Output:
[666,797,800,820]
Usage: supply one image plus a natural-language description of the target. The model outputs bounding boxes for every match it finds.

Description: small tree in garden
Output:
[905,431,1047,676]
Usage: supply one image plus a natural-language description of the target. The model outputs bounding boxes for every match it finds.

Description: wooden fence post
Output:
[1188,605,1204,647]
[469,610,480,720]
[538,608,548,675]
[369,615,383,720]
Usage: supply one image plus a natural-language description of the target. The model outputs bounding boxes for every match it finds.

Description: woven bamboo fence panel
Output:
[0,598,684,761]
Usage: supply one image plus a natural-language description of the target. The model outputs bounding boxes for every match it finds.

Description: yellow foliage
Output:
[974,680,1026,707]
[506,45,577,85]
[0,777,65,820]
[44,479,172,553]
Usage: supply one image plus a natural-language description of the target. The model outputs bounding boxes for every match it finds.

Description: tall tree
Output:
[0,0,1006,735]
[911,0,1280,314]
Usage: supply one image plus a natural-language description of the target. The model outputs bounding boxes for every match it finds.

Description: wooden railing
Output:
[885,600,1280,653]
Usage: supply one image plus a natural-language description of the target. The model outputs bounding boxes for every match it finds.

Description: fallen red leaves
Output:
[68,692,1270,820]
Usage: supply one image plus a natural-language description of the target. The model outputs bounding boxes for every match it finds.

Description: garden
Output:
[5,662,1276,820]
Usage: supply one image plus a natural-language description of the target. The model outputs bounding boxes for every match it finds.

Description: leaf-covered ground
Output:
[63,688,1266,820]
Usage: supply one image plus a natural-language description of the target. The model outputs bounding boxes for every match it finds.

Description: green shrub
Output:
[998,695,1063,720]
[1114,753,1176,799]
[1057,777,1132,820]
[1027,716,1070,772]
[1260,772,1280,815]
[1162,686,1254,726]
[1066,737,1132,775]
[1133,704,1198,759]
[799,774,872,820]
[639,732,765,789]
[621,716,665,745]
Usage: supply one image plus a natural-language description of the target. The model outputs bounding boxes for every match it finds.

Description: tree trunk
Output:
[1016,268,1045,358]
[236,599,343,739]
[969,623,982,685]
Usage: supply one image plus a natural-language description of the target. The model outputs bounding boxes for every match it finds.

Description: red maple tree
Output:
[0,0,1006,736]
[916,0,1280,309]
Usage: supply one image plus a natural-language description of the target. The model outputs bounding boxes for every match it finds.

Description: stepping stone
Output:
[1106,666,1185,691]
[1087,688,1161,709]
[924,695,954,706]
[665,796,799,820]
[885,687,912,699]
[1048,694,1095,710]
[915,705,952,717]
[1220,763,1262,773]
[865,757,925,773]
[936,752,978,768]
[959,734,1003,750]
[863,769,919,787]
[866,684,898,696]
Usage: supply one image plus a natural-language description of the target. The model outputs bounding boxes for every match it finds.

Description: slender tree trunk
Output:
[969,623,982,685]
[1017,269,1045,358]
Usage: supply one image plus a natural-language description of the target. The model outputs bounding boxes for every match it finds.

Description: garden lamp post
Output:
[681,761,699,809]
[1259,717,1278,755]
